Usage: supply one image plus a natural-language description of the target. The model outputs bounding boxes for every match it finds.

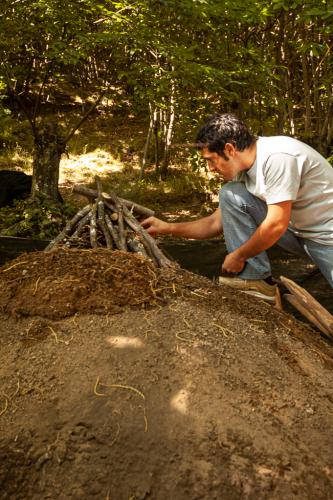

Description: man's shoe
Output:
[218,276,277,303]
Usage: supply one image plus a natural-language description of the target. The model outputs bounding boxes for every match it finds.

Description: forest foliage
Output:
[0,0,332,200]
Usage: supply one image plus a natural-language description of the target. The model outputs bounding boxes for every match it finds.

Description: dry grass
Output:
[0,112,218,218]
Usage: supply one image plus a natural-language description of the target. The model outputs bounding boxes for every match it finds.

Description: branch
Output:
[73,185,155,217]
[63,90,106,145]
[2,63,38,140]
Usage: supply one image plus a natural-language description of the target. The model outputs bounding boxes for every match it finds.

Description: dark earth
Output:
[1,246,333,499]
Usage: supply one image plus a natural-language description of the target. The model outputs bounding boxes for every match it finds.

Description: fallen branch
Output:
[281,275,333,337]
[96,177,113,249]
[122,204,173,268]
[284,294,331,336]
[89,203,98,248]
[73,185,155,217]
[45,205,91,251]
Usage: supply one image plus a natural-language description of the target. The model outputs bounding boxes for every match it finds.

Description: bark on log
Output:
[281,275,333,336]
[73,185,155,217]
[71,210,92,239]
[127,236,149,258]
[102,190,127,251]
[117,205,127,251]
[89,203,98,248]
[45,204,91,251]
[97,201,113,249]
[105,214,122,250]
[122,205,174,268]
[96,176,113,249]
[284,294,332,336]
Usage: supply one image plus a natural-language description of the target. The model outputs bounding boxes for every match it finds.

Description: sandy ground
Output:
[1,249,333,499]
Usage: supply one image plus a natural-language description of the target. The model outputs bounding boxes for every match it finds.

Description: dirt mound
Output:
[1,253,333,499]
[0,248,207,319]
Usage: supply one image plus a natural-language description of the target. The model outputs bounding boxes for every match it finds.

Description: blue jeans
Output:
[219,182,333,288]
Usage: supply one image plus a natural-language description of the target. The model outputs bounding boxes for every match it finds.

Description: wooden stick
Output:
[71,210,92,239]
[122,205,174,268]
[280,275,333,335]
[105,214,122,250]
[45,205,91,251]
[104,192,127,251]
[96,176,113,249]
[274,286,283,312]
[72,185,155,217]
[284,293,332,336]
[117,205,127,251]
[89,203,98,248]
[97,203,113,249]
[127,236,149,258]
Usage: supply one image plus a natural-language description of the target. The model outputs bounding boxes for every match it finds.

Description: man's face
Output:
[201,145,241,181]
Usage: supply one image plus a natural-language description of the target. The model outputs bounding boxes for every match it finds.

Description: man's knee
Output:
[219,181,248,205]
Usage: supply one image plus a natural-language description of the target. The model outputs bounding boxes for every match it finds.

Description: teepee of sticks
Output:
[45,177,174,269]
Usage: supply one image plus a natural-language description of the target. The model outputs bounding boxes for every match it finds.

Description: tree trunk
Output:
[31,122,65,203]
[160,79,176,180]
[140,103,156,179]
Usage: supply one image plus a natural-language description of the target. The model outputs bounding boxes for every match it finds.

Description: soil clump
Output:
[1,248,333,499]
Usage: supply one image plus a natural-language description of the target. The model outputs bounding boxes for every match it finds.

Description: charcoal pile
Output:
[45,176,173,268]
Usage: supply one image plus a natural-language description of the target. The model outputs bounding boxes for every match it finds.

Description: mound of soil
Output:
[1,249,333,499]
[0,248,205,319]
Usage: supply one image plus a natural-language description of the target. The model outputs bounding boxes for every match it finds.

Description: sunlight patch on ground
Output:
[59,148,124,185]
[170,388,189,415]
[107,336,144,349]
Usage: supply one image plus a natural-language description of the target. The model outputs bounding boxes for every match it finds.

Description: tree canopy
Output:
[0,0,332,198]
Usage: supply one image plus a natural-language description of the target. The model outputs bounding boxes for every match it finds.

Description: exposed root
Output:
[94,377,145,400]
[33,276,41,296]
[48,326,72,345]
[183,317,191,328]
[138,405,148,433]
[109,422,121,447]
[94,376,107,397]
[144,329,158,340]
[1,261,28,273]
[176,330,193,342]
[0,395,9,416]
[211,322,235,337]
[106,265,123,273]
[190,291,208,298]
[12,379,20,398]
[144,313,153,327]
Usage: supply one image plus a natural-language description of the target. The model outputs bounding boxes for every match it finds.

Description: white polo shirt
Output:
[242,136,333,245]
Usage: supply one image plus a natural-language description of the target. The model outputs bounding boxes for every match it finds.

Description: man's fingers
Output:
[141,216,153,228]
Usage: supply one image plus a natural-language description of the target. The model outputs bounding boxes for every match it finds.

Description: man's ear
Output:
[224,143,236,157]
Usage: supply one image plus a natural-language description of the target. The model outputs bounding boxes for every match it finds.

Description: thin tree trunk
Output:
[140,103,155,179]
[153,109,160,170]
[160,79,176,179]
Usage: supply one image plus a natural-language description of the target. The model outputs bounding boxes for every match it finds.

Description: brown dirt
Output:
[1,249,333,499]
[0,248,195,319]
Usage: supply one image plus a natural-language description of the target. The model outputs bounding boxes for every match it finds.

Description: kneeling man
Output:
[142,114,333,301]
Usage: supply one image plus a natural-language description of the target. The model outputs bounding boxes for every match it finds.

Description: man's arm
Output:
[222,201,292,273]
[141,208,223,240]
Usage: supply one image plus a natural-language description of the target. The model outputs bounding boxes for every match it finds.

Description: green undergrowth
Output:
[92,165,219,216]
[0,199,77,240]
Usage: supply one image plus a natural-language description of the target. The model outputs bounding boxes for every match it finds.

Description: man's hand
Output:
[141,216,171,236]
[141,208,223,239]
[221,251,246,274]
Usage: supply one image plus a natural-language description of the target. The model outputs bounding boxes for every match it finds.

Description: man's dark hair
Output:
[196,114,257,159]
